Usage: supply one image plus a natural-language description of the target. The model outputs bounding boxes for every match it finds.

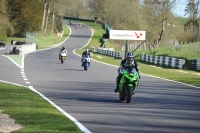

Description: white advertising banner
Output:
[109,30,146,40]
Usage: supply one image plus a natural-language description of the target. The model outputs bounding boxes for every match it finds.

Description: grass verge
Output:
[5,55,23,67]
[0,83,82,133]
[36,25,70,50]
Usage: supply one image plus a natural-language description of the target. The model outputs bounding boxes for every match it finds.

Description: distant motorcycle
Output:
[69,21,73,25]
[82,54,91,71]
[118,67,139,103]
[60,52,67,64]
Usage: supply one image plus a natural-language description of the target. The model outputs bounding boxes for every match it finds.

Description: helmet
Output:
[85,48,89,53]
[127,52,134,63]
[62,46,65,49]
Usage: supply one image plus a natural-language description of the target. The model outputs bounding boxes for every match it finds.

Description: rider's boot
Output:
[81,59,83,67]
[114,84,119,93]
[137,75,141,86]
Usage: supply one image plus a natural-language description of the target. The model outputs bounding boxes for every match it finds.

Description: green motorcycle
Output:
[119,67,139,103]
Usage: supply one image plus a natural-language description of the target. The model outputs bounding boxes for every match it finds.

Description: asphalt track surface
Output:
[1,22,200,133]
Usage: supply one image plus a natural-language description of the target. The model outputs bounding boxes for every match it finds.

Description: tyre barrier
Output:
[141,53,186,69]
[90,47,122,59]
[190,59,200,71]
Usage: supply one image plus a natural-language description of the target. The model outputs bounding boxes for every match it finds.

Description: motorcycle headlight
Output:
[129,73,134,77]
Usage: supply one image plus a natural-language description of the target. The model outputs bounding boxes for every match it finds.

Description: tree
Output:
[43,0,51,35]
[184,0,199,35]
[0,0,14,40]
[7,0,43,37]
[141,0,176,45]
[42,0,48,31]
[51,0,55,32]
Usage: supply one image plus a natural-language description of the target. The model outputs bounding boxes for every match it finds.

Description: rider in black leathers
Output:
[114,52,141,93]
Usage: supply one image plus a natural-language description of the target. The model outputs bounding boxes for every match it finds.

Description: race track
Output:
[1,21,200,133]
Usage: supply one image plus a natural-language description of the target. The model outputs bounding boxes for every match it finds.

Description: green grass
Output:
[5,24,70,50]
[36,25,70,50]
[0,83,82,133]
[6,55,23,66]
[136,46,200,60]
[4,24,70,68]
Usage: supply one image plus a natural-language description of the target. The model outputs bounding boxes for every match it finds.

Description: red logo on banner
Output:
[135,32,143,38]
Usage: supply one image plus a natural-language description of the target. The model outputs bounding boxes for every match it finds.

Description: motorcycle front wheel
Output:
[126,86,134,103]
[84,62,88,71]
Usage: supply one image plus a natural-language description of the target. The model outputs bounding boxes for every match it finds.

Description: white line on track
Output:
[28,86,91,133]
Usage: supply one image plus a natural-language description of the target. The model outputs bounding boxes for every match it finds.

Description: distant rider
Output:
[59,46,67,59]
[114,52,141,93]
[81,49,91,67]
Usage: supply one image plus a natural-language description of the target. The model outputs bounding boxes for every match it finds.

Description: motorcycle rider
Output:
[81,49,91,67]
[114,52,141,93]
[69,21,72,25]
[59,46,67,59]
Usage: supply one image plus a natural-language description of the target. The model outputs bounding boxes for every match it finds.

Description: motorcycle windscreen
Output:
[125,67,136,74]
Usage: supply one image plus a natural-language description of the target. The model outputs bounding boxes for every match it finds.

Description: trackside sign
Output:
[109,30,146,40]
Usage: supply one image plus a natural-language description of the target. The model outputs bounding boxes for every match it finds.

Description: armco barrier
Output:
[191,59,200,71]
[96,47,122,59]
[141,53,185,69]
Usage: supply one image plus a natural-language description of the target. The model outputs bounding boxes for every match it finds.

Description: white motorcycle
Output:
[60,52,67,63]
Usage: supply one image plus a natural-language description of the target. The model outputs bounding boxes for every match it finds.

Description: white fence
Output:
[90,47,123,59]
[190,59,200,71]
[141,53,186,69]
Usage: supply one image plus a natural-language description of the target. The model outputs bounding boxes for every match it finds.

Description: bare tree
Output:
[141,0,176,45]
[43,0,51,35]
[184,0,199,34]
[51,0,55,32]
[42,0,48,31]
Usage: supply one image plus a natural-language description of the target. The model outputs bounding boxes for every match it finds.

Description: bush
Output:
[0,29,7,41]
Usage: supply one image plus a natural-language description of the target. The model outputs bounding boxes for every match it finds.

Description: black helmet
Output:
[127,52,134,63]
[62,46,65,49]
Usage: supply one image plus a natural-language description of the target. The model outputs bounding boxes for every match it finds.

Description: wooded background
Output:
[0,0,199,47]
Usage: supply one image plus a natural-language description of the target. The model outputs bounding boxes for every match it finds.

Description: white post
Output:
[124,40,128,59]
[199,21,200,53]
[172,25,176,51]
